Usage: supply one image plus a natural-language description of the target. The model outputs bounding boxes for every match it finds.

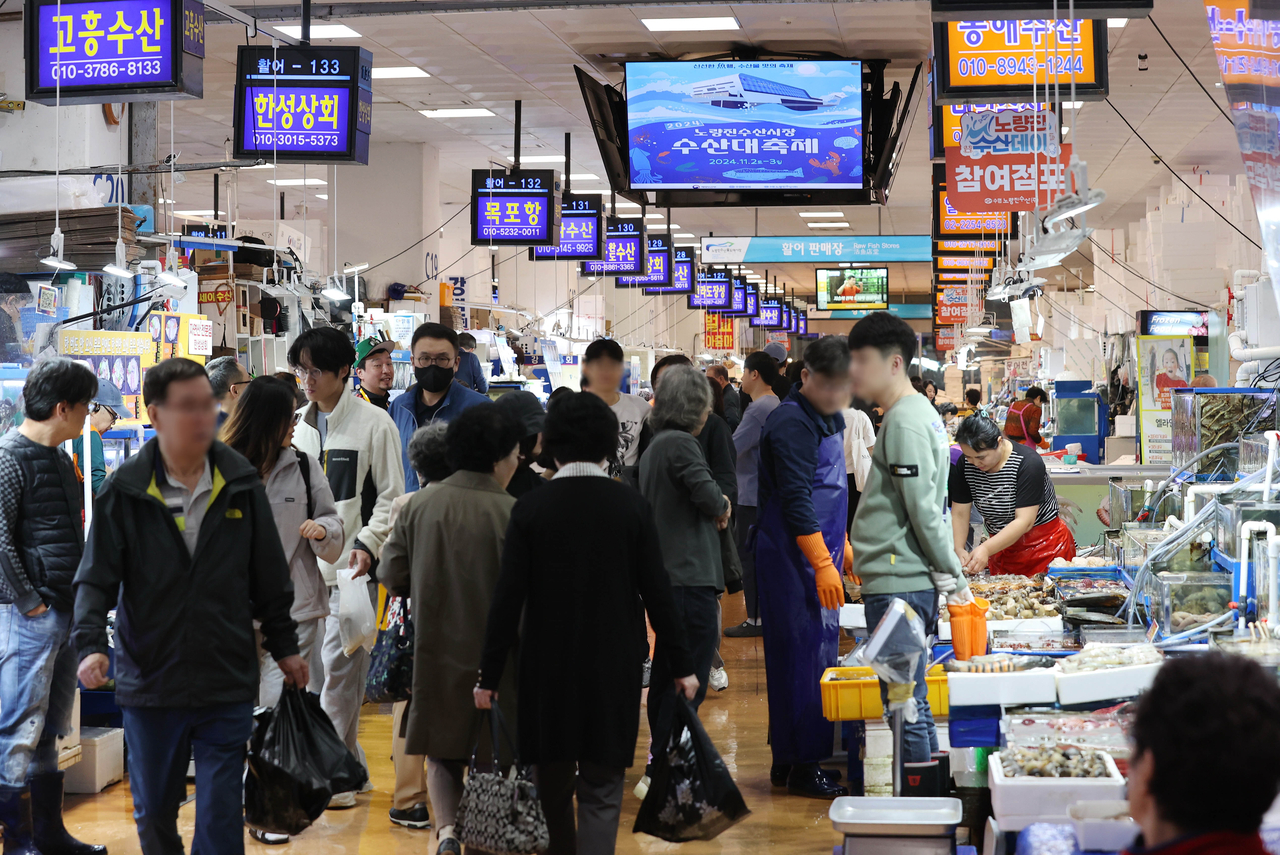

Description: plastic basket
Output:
[820,665,949,722]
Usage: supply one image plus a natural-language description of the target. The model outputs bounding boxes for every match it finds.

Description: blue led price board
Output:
[470,169,561,247]
[708,275,747,315]
[583,219,646,275]
[233,45,372,164]
[798,311,810,337]
[618,235,671,288]
[530,194,603,260]
[644,245,694,294]
[751,301,783,328]
[687,269,733,310]
[788,305,799,334]
[744,285,759,318]
[25,0,203,104]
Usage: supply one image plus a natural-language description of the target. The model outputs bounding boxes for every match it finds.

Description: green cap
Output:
[354,337,396,369]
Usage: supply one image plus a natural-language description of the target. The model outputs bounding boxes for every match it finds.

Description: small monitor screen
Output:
[816,267,889,310]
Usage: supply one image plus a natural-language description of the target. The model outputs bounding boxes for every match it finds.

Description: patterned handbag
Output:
[455,707,549,855]
[365,594,414,704]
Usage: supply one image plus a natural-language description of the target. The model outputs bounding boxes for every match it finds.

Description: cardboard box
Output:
[249,316,264,337]
[65,727,124,794]
[189,249,227,268]
[237,307,250,334]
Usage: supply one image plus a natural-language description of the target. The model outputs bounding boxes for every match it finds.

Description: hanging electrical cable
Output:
[1146,16,1232,123]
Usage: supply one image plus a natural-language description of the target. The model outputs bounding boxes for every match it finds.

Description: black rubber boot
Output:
[0,785,42,855]
[786,764,848,800]
[901,760,941,798]
[30,772,106,855]
[771,763,842,787]
[931,751,952,795]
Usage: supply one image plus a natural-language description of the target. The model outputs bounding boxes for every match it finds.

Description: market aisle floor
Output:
[62,595,856,853]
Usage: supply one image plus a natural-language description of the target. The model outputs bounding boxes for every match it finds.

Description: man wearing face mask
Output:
[389,323,490,493]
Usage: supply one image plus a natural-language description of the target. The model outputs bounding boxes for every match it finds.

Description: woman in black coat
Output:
[475,392,696,855]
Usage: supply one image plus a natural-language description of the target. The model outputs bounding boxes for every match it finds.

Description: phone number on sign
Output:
[955,55,1085,78]
[252,132,343,147]
[50,59,164,80]
[480,226,543,239]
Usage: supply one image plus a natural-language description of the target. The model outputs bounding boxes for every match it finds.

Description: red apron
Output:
[988,516,1075,577]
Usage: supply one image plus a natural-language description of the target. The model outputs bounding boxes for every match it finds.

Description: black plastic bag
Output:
[634,695,750,842]
[366,594,414,704]
[244,688,368,835]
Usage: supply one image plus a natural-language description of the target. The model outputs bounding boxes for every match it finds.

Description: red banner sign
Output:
[945,144,1072,212]
[936,288,970,325]
[936,326,957,351]
[704,312,735,351]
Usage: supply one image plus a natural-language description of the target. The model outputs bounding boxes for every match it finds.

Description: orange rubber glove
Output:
[843,536,861,584]
[797,533,843,611]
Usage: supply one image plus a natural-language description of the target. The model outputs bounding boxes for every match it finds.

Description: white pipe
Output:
[1242,521,1277,630]
[81,414,92,538]
[1267,431,1279,503]
[1164,515,1185,531]
[1269,534,1280,635]
[1230,331,1280,363]
[1235,269,1262,286]
[1237,360,1261,387]
[1185,484,1231,523]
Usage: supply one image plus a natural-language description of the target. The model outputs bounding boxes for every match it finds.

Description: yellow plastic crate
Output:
[820,665,949,722]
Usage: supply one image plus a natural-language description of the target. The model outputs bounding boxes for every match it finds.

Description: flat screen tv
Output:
[624,60,863,191]
[816,267,889,310]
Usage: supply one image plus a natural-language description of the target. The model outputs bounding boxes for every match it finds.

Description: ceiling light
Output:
[506,155,564,163]
[372,66,430,79]
[273,23,361,38]
[103,263,133,278]
[667,225,681,230]
[314,194,329,200]
[614,201,641,209]
[156,269,186,288]
[645,213,664,219]
[808,222,850,228]
[420,108,495,118]
[966,325,995,335]
[157,197,176,203]
[618,213,641,218]
[839,262,852,268]
[641,16,739,32]
[1215,82,1224,88]
[1107,18,1128,27]
[241,164,275,170]
[565,173,599,181]
[174,210,223,217]
[322,287,349,302]
[798,211,844,218]
[267,178,327,186]
[675,233,695,238]
[1063,101,1084,109]
[40,256,76,271]
[1061,125,1070,135]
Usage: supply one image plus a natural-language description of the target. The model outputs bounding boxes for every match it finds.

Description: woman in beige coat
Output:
[381,404,523,855]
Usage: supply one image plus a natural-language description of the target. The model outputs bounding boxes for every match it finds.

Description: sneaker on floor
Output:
[359,779,375,794]
[641,658,652,688]
[327,791,357,809]
[724,621,763,638]
[709,667,728,692]
[389,803,431,829]
[437,838,462,855]
[633,775,651,800]
[249,828,289,845]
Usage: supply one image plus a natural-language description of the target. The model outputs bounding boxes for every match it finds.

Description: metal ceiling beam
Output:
[211,0,888,22]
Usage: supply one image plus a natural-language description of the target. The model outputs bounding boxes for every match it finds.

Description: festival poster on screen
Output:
[625,60,863,190]
[1137,334,1192,464]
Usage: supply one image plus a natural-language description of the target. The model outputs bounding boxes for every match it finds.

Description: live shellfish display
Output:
[1000,745,1112,779]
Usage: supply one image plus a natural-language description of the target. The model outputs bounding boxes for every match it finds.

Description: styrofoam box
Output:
[989,751,1126,832]
[1055,662,1161,706]
[941,616,1064,642]
[947,670,1058,707]
[65,727,124,795]
[839,604,866,632]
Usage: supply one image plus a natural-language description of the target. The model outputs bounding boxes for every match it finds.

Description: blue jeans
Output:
[862,589,940,765]
[122,703,254,855]
[0,605,77,787]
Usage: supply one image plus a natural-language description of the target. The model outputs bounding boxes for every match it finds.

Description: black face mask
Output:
[415,365,453,394]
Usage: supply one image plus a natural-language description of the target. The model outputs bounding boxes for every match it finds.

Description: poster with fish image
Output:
[624,60,863,190]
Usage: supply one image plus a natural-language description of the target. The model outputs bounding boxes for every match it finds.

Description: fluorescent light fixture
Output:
[839,262,852,268]
[419,108,494,118]
[158,197,176,203]
[266,178,327,186]
[344,263,369,274]
[273,23,361,38]
[565,173,599,181]
[372,66,430,79]
[322,286,350,301]
[41,257,76,270]
[966,326,994,335]
[1063,101,1084,109]
[618,213,642,219]
[1043,188,1106,226]
[156,269,186,287]
[675,233,695,238]
[798,211,844,218]
[808,222,850,228]
[1107,17,1128,27]
[667,225,681,230]
[241,164,275,170]
[174,210,223,217]
[103,264,133,278]
[614,201,641,209]
[314,194,329,200]
[506,155,564,163]
[645,213,664,219]
[1061,125,1070,135]
[641,16,739,32]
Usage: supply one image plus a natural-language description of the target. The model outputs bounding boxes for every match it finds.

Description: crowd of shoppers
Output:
[0,308,1123,855]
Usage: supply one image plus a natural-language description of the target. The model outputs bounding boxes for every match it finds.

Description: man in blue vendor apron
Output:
[756,335,856,799]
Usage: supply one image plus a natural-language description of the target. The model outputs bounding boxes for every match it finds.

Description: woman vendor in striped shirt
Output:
[948,414,1076,577]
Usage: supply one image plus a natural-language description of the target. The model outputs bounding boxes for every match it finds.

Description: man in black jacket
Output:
[74,358,306,855]
[0,358,105,855]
